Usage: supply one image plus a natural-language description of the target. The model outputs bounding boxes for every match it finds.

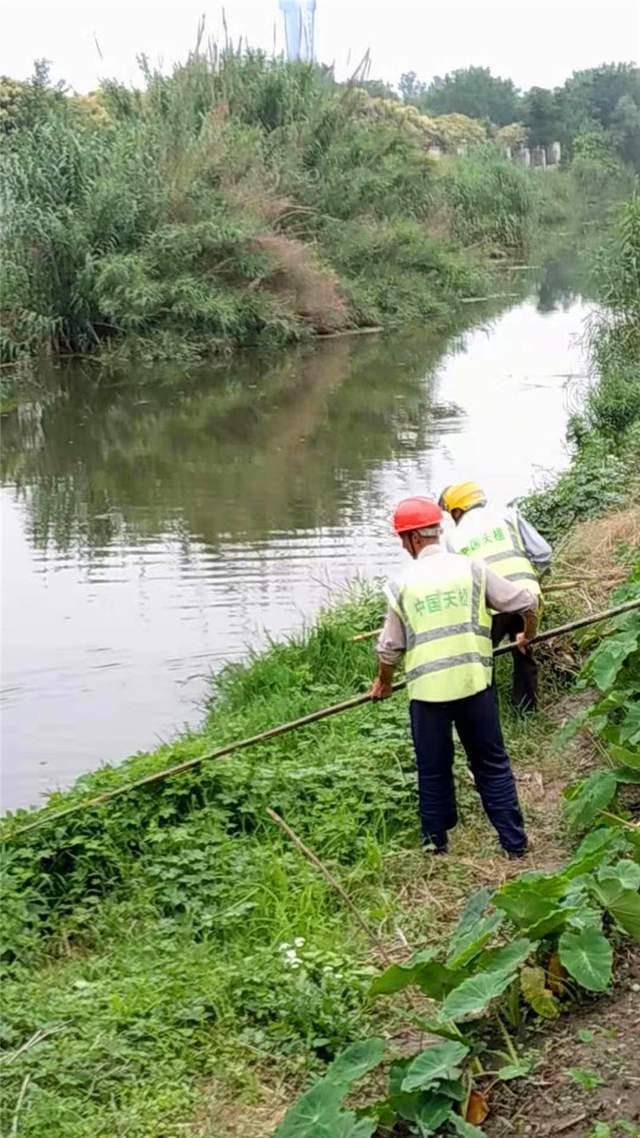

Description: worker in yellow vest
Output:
[371,497,537,857]
[440,481,551,712]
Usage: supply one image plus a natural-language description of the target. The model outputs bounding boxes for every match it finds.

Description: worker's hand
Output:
[370,676,394,700]
[515,631,530,655]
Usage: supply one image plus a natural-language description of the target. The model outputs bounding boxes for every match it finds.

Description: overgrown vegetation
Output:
[0,50,522,366]
[522,196,640,542]
[1,48,633,372]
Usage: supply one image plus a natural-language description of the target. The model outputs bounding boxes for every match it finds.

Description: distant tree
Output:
[610,93,640,167]
[419,66,521,126]
[495,122,529,150]
[0,59,66,133]
[356,78,398,100]
[399,71,426,104]
[561,62,640,133]
[522,87,561,146]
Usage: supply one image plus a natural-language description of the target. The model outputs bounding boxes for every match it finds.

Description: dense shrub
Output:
[0,50,539,366]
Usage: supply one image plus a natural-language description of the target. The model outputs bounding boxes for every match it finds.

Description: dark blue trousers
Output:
[409,687,527,853]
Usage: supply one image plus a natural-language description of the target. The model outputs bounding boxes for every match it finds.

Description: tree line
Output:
[361,62,640,167]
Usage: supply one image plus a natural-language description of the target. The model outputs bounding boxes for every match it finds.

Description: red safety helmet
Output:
[392,497,443,534]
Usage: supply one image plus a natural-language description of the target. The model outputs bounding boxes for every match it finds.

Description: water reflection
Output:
[1,269,591,810]
[2,334,458,552]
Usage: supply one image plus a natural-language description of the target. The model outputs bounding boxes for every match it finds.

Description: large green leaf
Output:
[369,949,438,996]
[326,1039,385,1085]
[385,1089,452,1128]
[475,938,534,974]
[520,965,559,1018]
[563,827,623,879]
[401,1041,469,1092]
[564,771,618,833]
[599,885,640,940]
[598,859,640,893]
[620,701,640,745]
[439,968,516,1022]
[370,951,467,1001]
[274,1081,376,1138]
[448,1114,488,1137]
[413,1095,455,1132]
[613,766,640,784]
[493,876,570,938]
[558,927,613,992]
[446,910,504,969]
[589,630,639,690]
[276,1040,383,1138]
[608,743,640,770]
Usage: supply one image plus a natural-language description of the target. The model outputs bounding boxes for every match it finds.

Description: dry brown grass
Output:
[551,505,639,613]
[253,234,350,333]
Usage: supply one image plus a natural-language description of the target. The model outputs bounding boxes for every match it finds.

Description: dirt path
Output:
[485,947,640,1138]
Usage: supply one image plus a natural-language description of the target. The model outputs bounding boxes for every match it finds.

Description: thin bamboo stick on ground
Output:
[266,807,393,962]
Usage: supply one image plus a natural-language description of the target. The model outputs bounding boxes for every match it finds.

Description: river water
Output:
[0,262,591,811]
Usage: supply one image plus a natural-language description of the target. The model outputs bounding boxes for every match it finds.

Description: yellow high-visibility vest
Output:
[386,553,493,702]
[449,506,541,598]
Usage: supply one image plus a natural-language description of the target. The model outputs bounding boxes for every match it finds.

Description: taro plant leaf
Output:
[608,743,640,770]
[558,927,613,991]
[524,906,577,940]
[274,1081,376,1138]
[411,963,471,1001]
[492,877,570,939]
[475,937,534,975]
[368,951,466,1001]
[589,630,639,690]
[446,910,504,970]
[620,701,640,745]
[613,767,640,784]
[446,888,494,962]
[591,874,640,937]
[448,1113,488,1137]
[369,949,437,996]
[326,1039,385,1085]
[520,965,560,1018]
[401,1041,469,1092]
[413,1095,455,1132]
[598,859,640,892]
[275,1040,384,1138]
[563,827,624,879]
[497,1060,533,1080]
[564,771,618,833]
[384,1090,451,1127]
[439,967,517,1023]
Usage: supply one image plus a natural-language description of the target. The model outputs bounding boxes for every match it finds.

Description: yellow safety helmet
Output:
[441,481,487,513]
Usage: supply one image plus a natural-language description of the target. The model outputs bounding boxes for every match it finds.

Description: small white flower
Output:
[285,949,300,964]
[294,936,305,948]
[290,961,301,969]
[279,942,289,952]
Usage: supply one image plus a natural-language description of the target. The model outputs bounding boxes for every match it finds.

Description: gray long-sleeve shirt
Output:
[377,545,537,666]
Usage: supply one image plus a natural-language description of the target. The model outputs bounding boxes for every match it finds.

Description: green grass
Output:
[1,582,578,1137]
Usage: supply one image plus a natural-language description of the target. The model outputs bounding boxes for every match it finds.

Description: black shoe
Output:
[505,846,529,860]
[423,842,448,855]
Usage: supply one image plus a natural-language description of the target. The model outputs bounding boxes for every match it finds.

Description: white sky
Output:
[0,0,638,94]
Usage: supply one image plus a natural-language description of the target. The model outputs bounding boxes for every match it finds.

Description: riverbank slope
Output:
[1,199,639,1138]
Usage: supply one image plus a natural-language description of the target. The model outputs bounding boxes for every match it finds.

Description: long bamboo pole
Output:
[8,599,639,839]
